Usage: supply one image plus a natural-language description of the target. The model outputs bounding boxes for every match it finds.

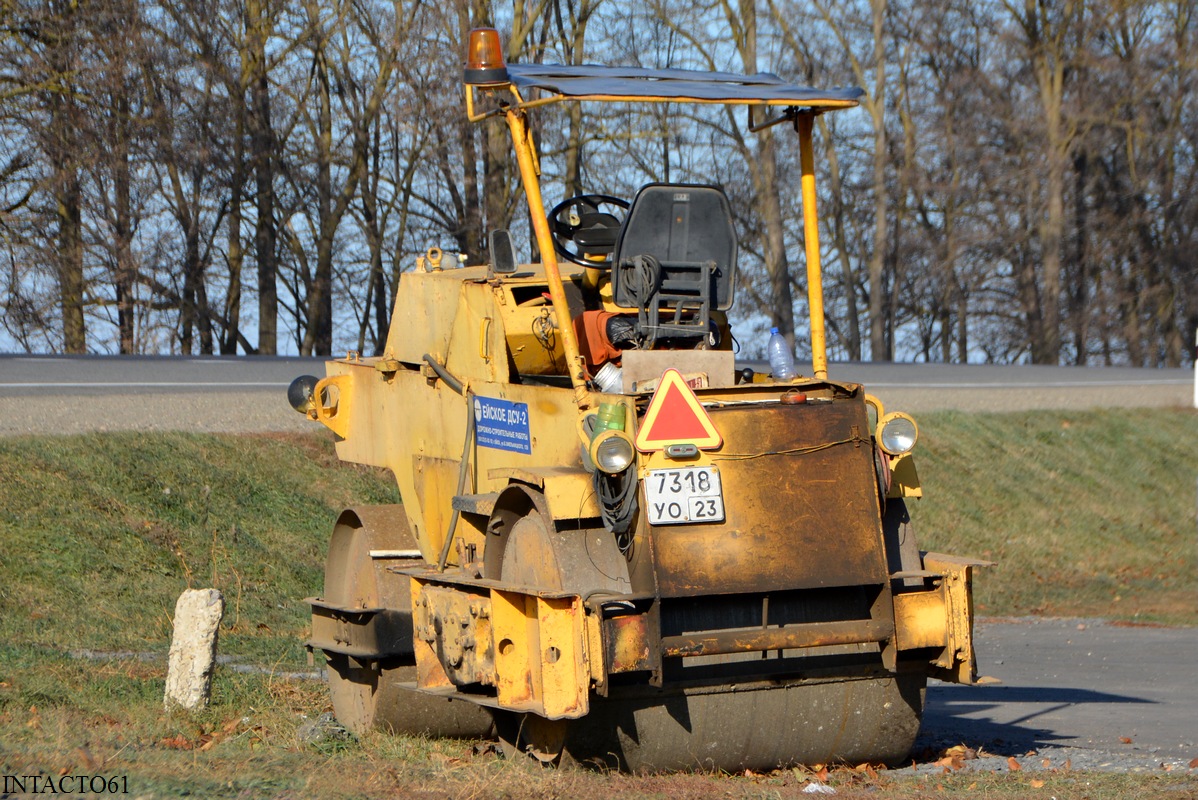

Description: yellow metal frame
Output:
[468,80,839,393]
[921,553,993,684]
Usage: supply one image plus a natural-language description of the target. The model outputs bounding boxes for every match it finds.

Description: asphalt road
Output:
[2,353,1195,771]
[918,617,1197,772]
[0,354,1191,435]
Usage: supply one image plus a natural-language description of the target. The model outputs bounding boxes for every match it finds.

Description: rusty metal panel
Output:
[409,578,453,690]
[649,399,888,597]
[605,613,657,673]
[410,584,495,687]
[660,618,891,658]
[306,598,413,660]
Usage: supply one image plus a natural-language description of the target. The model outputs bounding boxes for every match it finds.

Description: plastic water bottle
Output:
[767,327,797,380]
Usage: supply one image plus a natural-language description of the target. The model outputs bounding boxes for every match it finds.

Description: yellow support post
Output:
[798,114,828,380]
[505,108,592,409]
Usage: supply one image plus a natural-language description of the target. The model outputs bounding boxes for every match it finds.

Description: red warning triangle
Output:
[635,369,722,451]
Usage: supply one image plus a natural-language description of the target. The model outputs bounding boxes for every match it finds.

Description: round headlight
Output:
[590,430,636,474]
[287,375,319,414]
[878,412,918,455]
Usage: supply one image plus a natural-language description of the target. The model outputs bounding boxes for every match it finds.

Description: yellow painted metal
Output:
[861,395,923,498]
[893,590,949,650]
[303,265,600,565]
[536,596,588,718]
[798,114,828,380]
[505,109,591,411]
[888,454,923,498]
[923,553,992,685]
[312,374,354,439]
[490,589,590,719]
[490,589,537,708]
[409,578,453,690]
[486,466,601,521]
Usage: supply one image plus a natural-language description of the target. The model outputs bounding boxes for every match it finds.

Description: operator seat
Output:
[610,184,738,348]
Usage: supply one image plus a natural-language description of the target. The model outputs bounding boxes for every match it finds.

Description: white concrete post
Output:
[164,588,225,710]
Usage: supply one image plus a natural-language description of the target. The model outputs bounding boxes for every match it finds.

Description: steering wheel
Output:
[548,194,630,268]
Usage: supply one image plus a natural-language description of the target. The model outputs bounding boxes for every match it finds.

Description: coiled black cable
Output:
[594,464,638,549]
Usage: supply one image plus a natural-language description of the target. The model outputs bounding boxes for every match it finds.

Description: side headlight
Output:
[287,375,319,414]
[590,429,636,474]
[877,412,918,456]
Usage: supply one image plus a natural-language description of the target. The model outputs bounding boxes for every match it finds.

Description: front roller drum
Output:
[319,506,493,738]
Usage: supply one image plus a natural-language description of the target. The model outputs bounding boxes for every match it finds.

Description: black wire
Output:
[594,464,638,546]
[711,434,870,461]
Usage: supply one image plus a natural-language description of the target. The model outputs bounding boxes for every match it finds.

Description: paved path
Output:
[919,618,1197,771]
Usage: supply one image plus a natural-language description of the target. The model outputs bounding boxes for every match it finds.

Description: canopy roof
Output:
[506,63,864,108]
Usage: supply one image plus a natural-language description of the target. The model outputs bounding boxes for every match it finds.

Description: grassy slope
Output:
[1,411,1195,798]
[911,408,1197,623]
[0,432,399,662]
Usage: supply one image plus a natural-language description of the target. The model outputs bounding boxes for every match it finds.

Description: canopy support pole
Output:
[798,113,828,380]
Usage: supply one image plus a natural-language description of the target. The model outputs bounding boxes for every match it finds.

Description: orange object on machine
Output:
[573,310,623,372]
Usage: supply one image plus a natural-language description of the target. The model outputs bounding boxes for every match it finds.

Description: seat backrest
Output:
[610,184,738,312]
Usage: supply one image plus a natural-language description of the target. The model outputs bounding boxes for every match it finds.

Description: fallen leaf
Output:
[1189,758,1198,769]
[1007,756,1022,772]
[1042,758,1051,768]
[159,735,193,750]
[1030,778,1045,788]
[945,744,978,760]
[1120,737,1133,744]
[967,782,977,790]
[813,765,830,782]
[1064,758,1072,771]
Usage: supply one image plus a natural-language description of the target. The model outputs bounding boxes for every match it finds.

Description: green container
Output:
[596,402,626,432]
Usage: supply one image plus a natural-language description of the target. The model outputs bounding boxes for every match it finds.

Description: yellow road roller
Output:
[290,28,990,772]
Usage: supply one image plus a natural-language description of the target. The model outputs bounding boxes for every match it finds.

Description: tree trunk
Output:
[867,0,889,361]
[247,0,278,355]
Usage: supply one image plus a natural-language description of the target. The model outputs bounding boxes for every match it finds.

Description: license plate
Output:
[645,466,725,525]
